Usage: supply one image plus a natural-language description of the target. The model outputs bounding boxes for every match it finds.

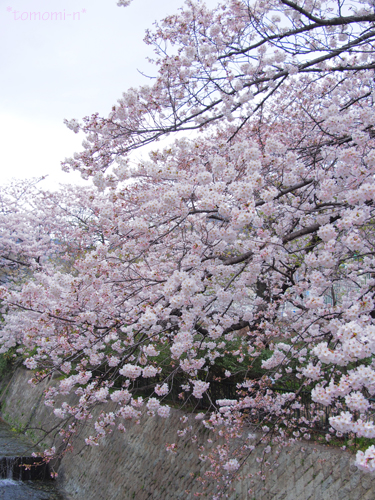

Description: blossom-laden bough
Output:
[2,0,375,495]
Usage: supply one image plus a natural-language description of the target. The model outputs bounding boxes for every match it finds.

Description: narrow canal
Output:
[0,418,64,500]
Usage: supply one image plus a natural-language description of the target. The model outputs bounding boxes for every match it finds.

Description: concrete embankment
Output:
[1,368,375,500]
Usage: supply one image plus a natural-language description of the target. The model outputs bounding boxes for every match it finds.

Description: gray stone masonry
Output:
[1,369,375,500]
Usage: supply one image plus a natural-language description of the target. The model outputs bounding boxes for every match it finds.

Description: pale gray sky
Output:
[0,0,218,189]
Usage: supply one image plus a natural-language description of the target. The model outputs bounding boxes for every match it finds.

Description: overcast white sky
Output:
[0,0,218,190]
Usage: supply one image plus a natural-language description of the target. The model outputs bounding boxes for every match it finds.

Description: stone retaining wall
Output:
[1,368,375,500]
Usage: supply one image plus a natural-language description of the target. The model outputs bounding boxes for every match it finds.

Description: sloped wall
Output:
[1,368,375,500]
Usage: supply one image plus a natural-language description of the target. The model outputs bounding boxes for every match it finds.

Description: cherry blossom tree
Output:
[0,181,106,283]
[1,0,375,494]
[0,178,47,283]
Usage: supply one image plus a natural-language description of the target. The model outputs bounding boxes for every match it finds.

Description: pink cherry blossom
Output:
[1,0,375,492]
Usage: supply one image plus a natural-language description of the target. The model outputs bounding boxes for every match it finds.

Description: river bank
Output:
[1,368,375,499]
